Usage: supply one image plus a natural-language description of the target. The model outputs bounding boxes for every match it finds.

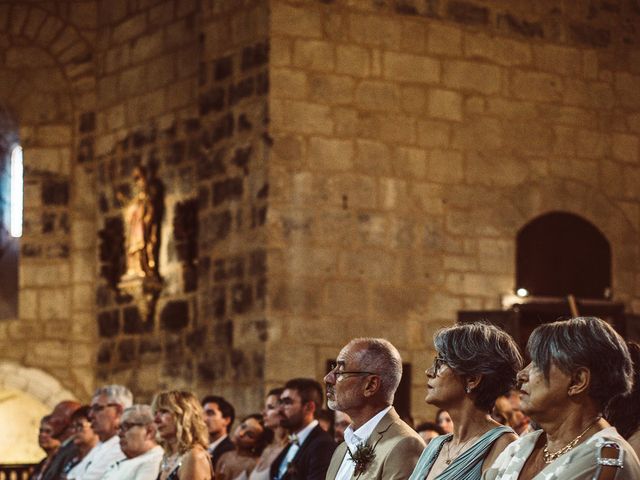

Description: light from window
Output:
[10,145,22,238]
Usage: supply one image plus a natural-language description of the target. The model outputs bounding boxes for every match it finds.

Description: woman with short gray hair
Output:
[409,322,523,479]
[484,317,640,480]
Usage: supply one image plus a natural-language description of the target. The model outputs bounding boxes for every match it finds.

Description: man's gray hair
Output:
[93,384,133,409]
[123,404,155,425]
[348,338,402,404]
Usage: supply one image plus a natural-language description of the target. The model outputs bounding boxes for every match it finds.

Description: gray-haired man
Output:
[102,405,163,480]
[67,384,133,480]
[324,338,425,479]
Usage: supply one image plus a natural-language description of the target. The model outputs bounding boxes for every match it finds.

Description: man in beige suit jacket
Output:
[324,338,425,480]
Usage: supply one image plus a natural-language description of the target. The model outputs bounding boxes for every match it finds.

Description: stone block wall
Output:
[92,0,270,411]
[267,0,640,421]
[0,0,97,400]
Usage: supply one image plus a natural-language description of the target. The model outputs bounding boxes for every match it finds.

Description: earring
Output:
[465,386,471,394]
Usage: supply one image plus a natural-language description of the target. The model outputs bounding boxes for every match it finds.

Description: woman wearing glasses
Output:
[409,322,522,479]
[484,317,640,480]
[153,391,212,480]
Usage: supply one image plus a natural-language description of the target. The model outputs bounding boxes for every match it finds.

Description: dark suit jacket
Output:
[210,435,235,469]
[41,439,78,480]
[270,424,336,480]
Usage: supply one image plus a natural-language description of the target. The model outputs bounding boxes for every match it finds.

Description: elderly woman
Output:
[606,342,640,457]
[153,391,212,480]
[484,317,640,480]
[31,415,62,480]
[409,322,523,479]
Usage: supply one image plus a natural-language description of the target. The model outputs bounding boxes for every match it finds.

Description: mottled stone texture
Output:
[2,0,640,426]
[268,0,640,422]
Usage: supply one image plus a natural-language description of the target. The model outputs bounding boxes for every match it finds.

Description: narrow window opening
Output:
[10,145,22,238]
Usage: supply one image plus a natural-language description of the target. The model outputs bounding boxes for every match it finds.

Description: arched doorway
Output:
[516,211,611,299]
[0,362,77,463]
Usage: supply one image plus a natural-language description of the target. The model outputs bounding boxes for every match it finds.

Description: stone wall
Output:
[267,0,640,421]
[92,0,270,411]
[0,0,97,400]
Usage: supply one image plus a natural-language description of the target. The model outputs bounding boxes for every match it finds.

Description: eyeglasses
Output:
[327,362,377,381]
[90,403,119,413]
[119,422,145,432]
[431,355,447,375]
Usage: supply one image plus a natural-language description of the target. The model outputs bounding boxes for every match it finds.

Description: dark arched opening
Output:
[516,211,611,299]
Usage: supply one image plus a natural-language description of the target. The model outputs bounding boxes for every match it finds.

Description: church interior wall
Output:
[0,0,639,434]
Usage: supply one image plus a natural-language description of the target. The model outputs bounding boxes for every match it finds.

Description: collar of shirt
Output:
[208,434,228,452]
[292,419,319,447]
[343,406,392,453]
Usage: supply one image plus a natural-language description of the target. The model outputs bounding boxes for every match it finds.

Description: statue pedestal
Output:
[118,274,162,320]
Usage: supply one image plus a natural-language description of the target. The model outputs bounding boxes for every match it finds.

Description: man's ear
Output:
[363,375,382,398]
[303,400,316,417]
[568,367,590,396]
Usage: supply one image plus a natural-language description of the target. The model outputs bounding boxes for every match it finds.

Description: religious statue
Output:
[122,165,161,280]
[118,165,163,319]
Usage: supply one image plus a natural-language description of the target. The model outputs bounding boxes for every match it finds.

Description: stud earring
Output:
[465,386,471,394]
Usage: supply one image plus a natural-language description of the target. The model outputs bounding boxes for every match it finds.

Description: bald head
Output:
[50,400,82,440]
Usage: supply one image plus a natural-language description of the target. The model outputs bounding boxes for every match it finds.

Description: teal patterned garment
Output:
[408,426,513,480]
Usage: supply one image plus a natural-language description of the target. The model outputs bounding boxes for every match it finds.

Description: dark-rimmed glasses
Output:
[327,362,377,381]
[90,403,120,413]
[431,355,447,375]
[119,421,146,432]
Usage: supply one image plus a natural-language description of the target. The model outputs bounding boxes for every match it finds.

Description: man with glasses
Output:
[270,378,336,480]
[67,384,133,480]
[324,338,425,479]
[102,405,163,480]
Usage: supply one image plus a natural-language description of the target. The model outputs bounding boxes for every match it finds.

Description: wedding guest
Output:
[416,421,445,445]
[484,317,640,479]
[41,400,82,480]
[68,384,133,480]
[324,338,425,479]
[436,409,454,434]
[606,341,640,457]
[270,378,335,480]
[215,414,267,480]
[249,388,288,480]
[202,395,235,468]
[409,322,522,479]
[102,405,163,480]
[333,411,351,444]
[61,406,99,477]
[31,415,62,480]
[153,390,212,480]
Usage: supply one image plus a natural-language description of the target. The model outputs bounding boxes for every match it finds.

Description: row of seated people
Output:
[30,316,640,480]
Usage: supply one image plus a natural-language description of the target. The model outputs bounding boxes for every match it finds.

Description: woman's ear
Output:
[465,374,483,393]
[568,367,591,396]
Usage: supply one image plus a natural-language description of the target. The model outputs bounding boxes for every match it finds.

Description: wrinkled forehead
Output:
[337,342,366,366]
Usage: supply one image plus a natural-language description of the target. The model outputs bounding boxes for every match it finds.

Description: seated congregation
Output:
[29,317,640,480]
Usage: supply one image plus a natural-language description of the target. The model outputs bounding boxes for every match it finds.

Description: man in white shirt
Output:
[68,384,133,480]
[101,404,163,480]
[324,338,425,479]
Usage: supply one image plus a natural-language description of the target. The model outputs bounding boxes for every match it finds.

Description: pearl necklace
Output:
[542,417,600,464]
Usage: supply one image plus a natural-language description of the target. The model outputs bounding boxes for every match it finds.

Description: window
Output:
[10,145,22,238]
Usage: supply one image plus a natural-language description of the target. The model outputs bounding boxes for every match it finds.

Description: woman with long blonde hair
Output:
[152,391,212,480]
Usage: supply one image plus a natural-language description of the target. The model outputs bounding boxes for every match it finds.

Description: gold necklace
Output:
[542,417,600,464]
[444,435,476,465]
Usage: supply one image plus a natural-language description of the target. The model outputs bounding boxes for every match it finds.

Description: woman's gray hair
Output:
[348,338,402,404]
[123,404,155,425]
[434,322,523,412]
[527,316,633,410]
[93,384,133,409]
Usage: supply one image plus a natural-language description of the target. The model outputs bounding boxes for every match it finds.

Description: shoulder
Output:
[183,445,212,466]
[483,431,519,473]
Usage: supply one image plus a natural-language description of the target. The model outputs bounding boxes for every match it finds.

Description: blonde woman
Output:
[152,391,213,480]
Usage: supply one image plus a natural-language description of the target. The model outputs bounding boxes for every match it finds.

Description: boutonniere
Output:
[347,440,379,477]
